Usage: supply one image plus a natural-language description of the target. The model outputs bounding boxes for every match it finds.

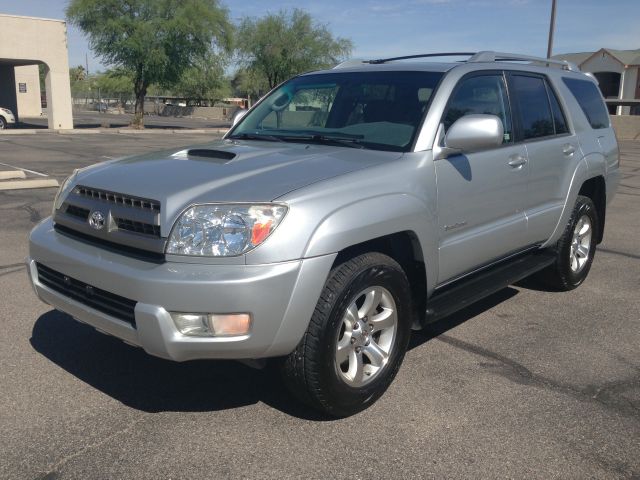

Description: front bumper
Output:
[28,218,335,361]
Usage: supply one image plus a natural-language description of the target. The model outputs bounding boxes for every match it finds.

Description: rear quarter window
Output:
[562,77,610,129]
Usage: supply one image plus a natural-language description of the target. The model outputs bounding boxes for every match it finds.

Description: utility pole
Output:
[546,0,557,59]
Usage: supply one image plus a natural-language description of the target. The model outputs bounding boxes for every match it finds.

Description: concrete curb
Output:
[0,178,59,190]
[0,170,27,180]
[0,129,38,135]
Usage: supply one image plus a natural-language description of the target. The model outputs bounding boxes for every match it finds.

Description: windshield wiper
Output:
[305,134,365,149]
[228,132,286,143]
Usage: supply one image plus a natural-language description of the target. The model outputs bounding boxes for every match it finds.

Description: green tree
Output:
[236,9,353,94]
[67,0,232,127]
[174,52,230,105]
[70,65,87,83]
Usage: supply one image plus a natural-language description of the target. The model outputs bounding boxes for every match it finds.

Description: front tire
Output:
[539,195,598,291]
[281,252,413,417]
[0,117,6,130]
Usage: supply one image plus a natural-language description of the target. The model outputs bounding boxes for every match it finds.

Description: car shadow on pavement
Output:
[30,310,329,421]
[408,287,519,350]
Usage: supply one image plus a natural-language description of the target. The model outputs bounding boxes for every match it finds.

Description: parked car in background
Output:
[28,51,619,417]
[0,107,16,129]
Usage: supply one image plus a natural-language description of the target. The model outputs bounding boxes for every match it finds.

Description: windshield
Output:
[229,71,443,152]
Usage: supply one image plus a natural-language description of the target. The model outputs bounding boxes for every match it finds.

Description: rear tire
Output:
[538,195,598,291]
[0,117,6,130]
[281,252,413,417]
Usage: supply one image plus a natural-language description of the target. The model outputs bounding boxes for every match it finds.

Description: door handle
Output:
[562,144,576,156]
[508,155,527,168]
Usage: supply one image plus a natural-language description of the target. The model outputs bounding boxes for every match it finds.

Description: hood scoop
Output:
[186,149,237,164]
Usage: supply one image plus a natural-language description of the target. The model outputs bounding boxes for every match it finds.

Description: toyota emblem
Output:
[88,210,106,230]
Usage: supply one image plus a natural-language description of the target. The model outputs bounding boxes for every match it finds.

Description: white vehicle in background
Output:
[0,107,16,129]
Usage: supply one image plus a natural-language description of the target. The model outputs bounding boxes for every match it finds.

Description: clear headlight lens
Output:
[53,169,79,214]
[166,203,287,257]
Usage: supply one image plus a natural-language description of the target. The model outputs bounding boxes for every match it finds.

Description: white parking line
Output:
[0,162,49,177]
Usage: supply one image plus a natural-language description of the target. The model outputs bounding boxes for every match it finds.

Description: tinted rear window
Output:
[562,78,610,129]
[511,75,554,140]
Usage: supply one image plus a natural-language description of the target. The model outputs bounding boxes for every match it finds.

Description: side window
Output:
[547,84,568,134]
[511,75,554,140]
[562,77,610,129]
[444,74,513,144]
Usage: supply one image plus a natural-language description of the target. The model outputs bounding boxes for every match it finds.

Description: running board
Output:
[423,250,556,325]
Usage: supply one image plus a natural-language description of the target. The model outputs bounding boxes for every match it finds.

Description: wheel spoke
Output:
[344,303,359,327]
[350,350,364,385]
[576,244,589,259]
[571,253,579,271]
[370,307,396,332]
[359,288,381,318]
[364,340,388,368]
[578,221,590,237]
[336,341,352,365]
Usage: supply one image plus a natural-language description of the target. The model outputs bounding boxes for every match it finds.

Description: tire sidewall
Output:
[316,261,412,415]
[558,197,598,288]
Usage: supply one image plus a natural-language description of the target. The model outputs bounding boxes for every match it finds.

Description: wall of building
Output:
[582,51,625,74]
[0,14,72,129]
[14,65,42,117]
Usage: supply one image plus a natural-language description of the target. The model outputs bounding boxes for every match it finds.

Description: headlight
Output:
[53,170,79,214]
[166,203,287,257]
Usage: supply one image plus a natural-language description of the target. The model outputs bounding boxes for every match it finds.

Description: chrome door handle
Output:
[563,144,576,156]
[508,155,527,168]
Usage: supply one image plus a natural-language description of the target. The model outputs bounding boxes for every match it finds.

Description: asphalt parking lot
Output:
[1,134,638,479]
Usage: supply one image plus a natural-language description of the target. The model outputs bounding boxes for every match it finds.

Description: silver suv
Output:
[28,52,620,417]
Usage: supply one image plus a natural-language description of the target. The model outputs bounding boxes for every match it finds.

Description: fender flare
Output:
[542,153,605,247]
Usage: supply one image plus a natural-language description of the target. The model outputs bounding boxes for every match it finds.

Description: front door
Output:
[436,72,529,284]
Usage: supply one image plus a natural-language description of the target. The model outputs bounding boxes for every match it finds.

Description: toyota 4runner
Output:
[28,51,620,417]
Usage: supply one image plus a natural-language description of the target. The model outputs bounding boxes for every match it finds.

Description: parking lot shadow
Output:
[30,310,327,420]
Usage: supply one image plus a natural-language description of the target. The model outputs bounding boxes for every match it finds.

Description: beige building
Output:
[554,48,640,115]
[0,14,73,129]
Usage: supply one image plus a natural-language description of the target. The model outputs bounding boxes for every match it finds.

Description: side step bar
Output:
[423,250,556,325]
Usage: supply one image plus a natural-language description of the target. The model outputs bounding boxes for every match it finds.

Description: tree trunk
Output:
[132,88,146,128]
[132,66,147,129]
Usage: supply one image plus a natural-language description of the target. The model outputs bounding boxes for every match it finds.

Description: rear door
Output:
[436,72,529,284]
[507,73,578,242]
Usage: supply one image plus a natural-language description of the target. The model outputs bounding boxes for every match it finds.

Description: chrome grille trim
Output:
[74,186,161,212]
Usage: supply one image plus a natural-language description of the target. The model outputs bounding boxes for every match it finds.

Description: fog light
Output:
[210,314,251,336]
[170,312,251,337]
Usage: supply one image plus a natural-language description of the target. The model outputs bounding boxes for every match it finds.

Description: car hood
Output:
[74,139,401,229]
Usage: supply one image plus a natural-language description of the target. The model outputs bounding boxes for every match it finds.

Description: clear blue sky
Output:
[1,0,638,72]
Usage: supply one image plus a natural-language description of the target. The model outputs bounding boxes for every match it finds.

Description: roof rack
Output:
[367,52,476,64]
[343,51,579,71]
[469,51,579,71]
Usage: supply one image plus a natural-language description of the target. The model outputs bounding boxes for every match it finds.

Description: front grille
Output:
[66,204,90,220]
[55,185,165,254]
[74,186,160,212]
[36,262,137,327]
[115,218,161,237]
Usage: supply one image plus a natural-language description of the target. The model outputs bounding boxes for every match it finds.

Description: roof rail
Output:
[469,51,579,71]
[333,59,368,69]
[344,50,580,71]
[367,52,476,64]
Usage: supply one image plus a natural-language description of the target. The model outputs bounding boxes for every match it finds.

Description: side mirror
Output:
[441,114,504,157]
[232,109,247,126]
